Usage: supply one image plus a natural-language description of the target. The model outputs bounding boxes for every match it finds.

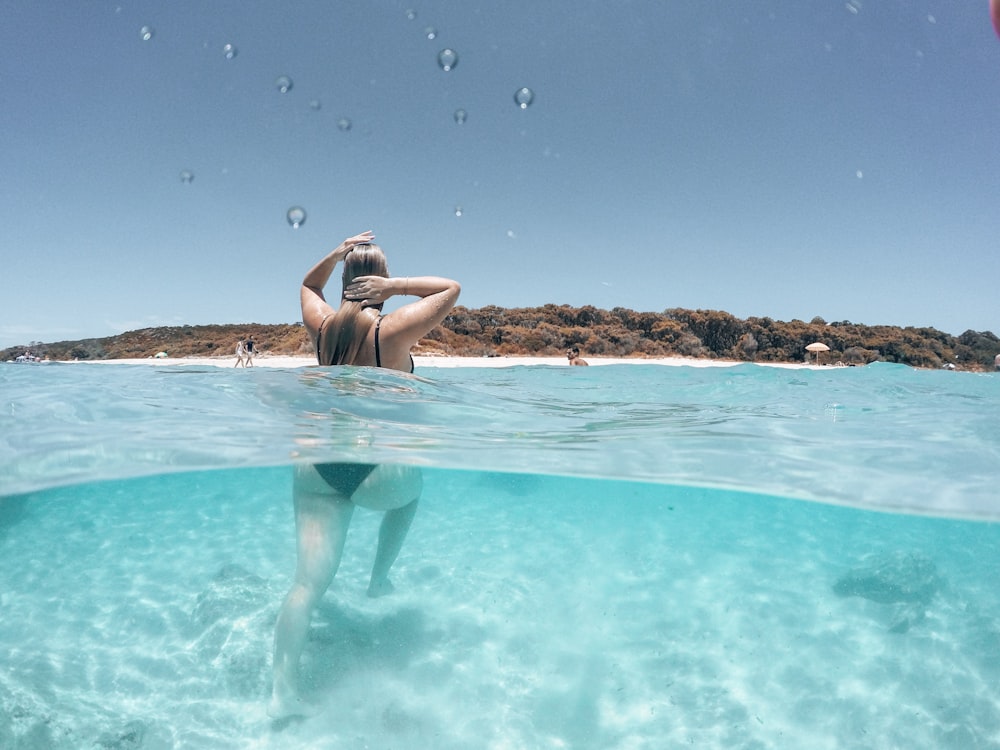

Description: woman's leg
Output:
[368,499,419,598]
[350,465,424,598]
[268,474,354,719]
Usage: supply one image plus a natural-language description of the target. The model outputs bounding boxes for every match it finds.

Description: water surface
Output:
[1,363,999,749]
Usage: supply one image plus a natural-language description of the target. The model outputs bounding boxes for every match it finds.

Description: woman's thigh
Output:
[354,464,422,510]
[296,463,421,511]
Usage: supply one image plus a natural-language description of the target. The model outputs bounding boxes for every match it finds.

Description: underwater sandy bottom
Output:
[2,467,1000,749]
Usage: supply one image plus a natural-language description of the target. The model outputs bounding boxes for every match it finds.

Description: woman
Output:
[269,230,460,719]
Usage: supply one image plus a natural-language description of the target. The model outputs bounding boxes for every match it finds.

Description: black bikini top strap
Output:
[374,316,383,367]
[316,314,331,364]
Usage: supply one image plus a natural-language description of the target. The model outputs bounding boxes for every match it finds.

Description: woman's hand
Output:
[343,275,393,306]
[331,230,375,262]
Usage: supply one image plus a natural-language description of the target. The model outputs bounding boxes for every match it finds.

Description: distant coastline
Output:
[60,354,819,370]
[3,304,998,370]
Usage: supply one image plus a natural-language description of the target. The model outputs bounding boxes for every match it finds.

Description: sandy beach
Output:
[68,354,816,369]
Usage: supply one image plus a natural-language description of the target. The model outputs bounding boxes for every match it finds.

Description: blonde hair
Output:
[318,244,389,366]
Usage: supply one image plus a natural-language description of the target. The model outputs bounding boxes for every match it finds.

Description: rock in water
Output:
[190,564,273,696]
[833,551,943,633]
[192,563,268,628]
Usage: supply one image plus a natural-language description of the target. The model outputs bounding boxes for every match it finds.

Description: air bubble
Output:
[514,87,534,109]
[425,27,437,40]
[437,49,458,72]
[223,43,237,59]
[275,75,293,94]
[139,25,154,41]
[179,170,194,184]
[454,109,467,124]
[287,206,307,229]
[454,206,463,217]
[337,118,352,132]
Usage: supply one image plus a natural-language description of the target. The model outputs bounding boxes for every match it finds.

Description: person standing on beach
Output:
[244,335,255,366]
[268,230,460,719]
[234,338,246,367]
[566,346,589,366]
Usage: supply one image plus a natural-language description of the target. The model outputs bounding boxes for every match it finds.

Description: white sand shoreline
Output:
[65,354,819,369]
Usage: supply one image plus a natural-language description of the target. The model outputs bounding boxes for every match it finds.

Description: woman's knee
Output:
[297,543,338,582]
[287,577,330,608]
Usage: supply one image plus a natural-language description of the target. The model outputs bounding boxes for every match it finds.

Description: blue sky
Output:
[2,0,998,349]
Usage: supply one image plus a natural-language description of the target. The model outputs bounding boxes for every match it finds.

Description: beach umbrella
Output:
[805,342,830,365]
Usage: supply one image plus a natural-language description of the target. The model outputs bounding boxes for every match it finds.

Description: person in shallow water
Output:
[566,346,589,366]
[268,230,461,719]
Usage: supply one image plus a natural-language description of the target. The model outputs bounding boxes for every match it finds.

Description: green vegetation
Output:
[4,307,998,370]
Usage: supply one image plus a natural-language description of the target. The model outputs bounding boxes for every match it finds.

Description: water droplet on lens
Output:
[454,206,463,217]
[437,49,458,72]
[337,117,352,132]
[425,27,437,40]
[140,25,154,41]
[309,99,322,111]
[275,75,293,94]
[405,9,417,20]
[287,206,307,229]
[514,87,534,109]
[179,170,194,184]
[856,170,863,179]
[223,43,237,59]
[453,109,467,124]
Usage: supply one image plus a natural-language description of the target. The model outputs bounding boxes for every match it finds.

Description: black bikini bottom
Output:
[314,462,377,496]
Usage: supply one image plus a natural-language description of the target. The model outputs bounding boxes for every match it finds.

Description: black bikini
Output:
[313,313,412,494]
[314,461,377,496]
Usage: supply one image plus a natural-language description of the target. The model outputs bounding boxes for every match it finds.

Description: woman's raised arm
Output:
[344,274,460,344]
[300,231,375,334]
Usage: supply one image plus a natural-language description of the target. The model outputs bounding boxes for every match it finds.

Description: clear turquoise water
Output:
[2,362,999,748]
